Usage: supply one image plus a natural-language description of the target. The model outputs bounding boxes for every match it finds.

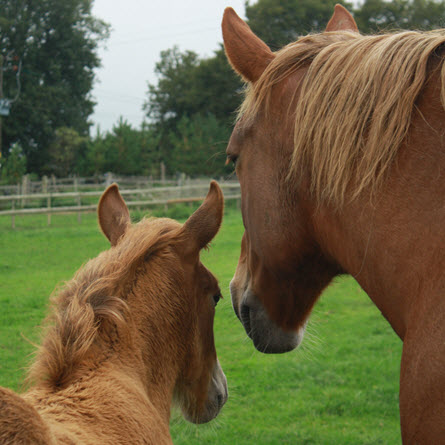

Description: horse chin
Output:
[181,360,228,424]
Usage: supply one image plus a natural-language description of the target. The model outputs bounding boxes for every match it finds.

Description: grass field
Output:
[0,205,402,444]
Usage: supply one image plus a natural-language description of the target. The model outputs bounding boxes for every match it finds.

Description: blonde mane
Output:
[239,30,445,205]
[28,219,182,388]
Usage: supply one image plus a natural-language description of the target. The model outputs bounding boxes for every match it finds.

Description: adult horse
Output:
[223,5,445,443]
[0,181,227,444]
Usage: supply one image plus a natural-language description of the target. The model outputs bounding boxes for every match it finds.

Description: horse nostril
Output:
[240,303,249,323]
[217,393,223,408]
[240,303,252,335]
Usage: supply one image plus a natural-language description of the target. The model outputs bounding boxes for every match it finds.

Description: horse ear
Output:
[182,181,224,253]
[325,4,358,32]
[98,184,130,246]
[222,7,274,82]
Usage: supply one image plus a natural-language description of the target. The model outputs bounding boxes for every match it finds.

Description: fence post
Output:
[105,172,113,187]
[42,175,48,194]
[21,174,29,208]
[77,192,81,223]
[160,162,166,184]
[47,195,51,225]
[186,176,192,208]
[51,174,56,192]
[11,199,15,229]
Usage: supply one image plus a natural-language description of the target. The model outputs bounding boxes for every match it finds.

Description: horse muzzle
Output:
[231,282,304,354]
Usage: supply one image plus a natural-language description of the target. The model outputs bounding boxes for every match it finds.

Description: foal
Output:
[0,181,227,444]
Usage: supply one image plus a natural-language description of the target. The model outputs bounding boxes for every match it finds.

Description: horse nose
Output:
[217,393,224,409]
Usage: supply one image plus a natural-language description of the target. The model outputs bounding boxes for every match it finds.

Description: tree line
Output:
[2,0,445,183]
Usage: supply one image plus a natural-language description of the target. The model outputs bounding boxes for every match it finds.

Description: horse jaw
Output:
[230,282,305,354]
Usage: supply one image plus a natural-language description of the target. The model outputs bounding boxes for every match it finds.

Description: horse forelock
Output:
[238,29,445,206]
[27,218,183,388]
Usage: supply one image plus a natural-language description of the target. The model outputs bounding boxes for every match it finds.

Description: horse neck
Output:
[308,61,445,340]
[312,147,445,340]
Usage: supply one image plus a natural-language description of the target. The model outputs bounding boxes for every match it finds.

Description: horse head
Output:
[222,6,355,353]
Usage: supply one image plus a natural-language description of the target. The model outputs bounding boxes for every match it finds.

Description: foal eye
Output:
[212,292,222,307]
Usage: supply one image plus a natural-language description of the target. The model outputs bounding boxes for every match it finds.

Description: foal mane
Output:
[28,219,182,388]
[239,30,445,205]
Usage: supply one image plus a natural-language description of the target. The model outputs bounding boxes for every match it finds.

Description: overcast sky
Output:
[90,1,247,133]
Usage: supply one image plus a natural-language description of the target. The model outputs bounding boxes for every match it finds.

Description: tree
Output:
[245,0,445,47]
[44,127,87,177]
[192,47,243,127]
[169,114,232,177]
[145,47,201,129]
[0,0,109,174]
[245,0,353,49]
[354,0,445,33]
[145,46,241,128]
[84,118,160,176]
[144,46,241,174]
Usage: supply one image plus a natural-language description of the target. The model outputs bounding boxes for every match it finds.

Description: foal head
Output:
[96,181,227,423]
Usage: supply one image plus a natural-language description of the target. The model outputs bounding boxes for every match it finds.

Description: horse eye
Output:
[226,155,238,168]
[213,292,221,306]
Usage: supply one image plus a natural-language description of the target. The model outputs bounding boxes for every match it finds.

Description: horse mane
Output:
[239,29,445,205]
[27,218,182,388]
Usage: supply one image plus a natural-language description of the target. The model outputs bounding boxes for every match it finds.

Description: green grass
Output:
[0,208,402,444]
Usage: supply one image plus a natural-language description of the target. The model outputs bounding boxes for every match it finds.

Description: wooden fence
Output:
[0,172,202,196]
[0,182,241,228]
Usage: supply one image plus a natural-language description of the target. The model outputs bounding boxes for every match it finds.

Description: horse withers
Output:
[223,4,445,443]
[0,181,227,444]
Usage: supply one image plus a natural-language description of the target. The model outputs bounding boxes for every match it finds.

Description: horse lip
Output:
[239,291,304,354]
[257,339,299,354]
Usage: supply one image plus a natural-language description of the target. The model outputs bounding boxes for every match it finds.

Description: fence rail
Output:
[0,172,211,196]
[0,182,241,228]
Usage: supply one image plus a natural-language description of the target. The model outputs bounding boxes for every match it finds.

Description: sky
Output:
[91,0,248,133]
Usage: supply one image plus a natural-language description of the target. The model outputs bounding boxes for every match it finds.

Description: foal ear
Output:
[98,184,130,246]
[222,7,274,83]
[325,4,358,32]
[183,181,224,253]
